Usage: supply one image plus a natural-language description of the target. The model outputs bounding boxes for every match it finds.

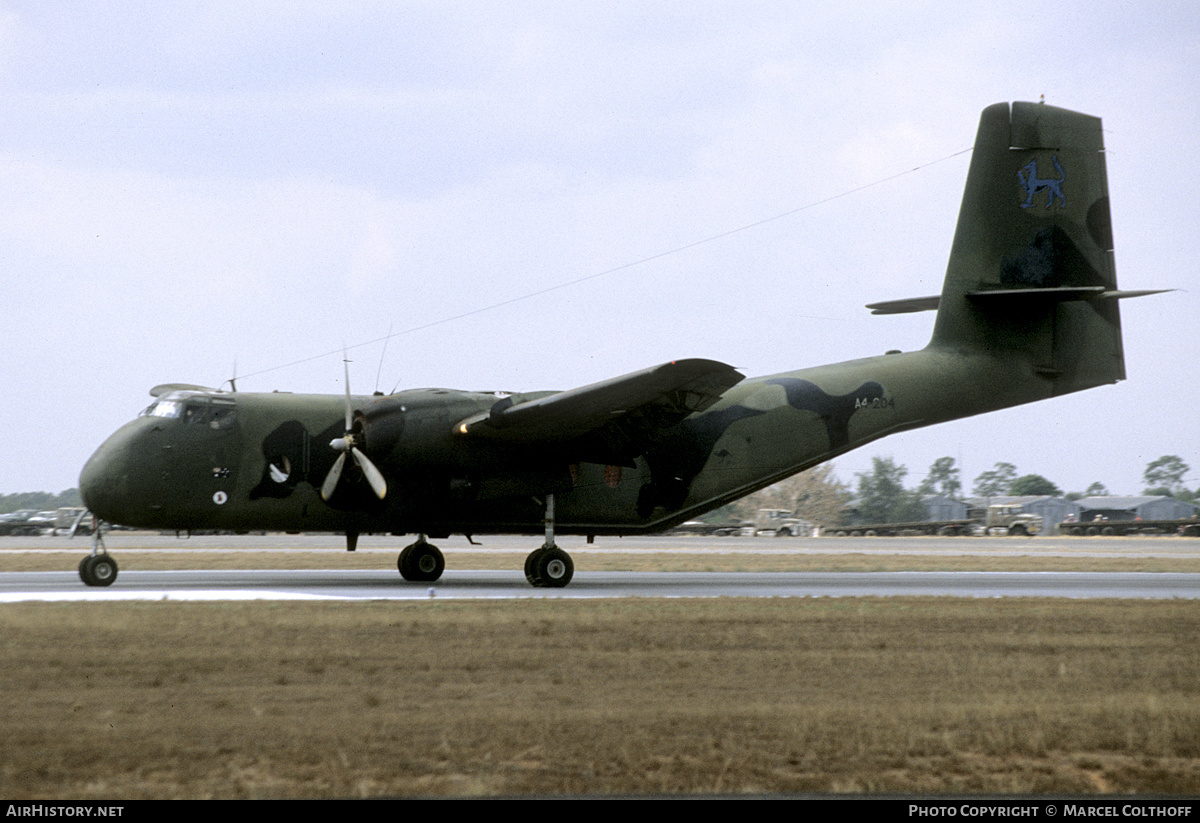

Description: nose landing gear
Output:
[79,520,118,587]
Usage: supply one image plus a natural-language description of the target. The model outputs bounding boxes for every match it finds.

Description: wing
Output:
[455,358,744,466]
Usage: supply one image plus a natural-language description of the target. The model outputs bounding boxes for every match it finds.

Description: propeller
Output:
[320,357,388,502]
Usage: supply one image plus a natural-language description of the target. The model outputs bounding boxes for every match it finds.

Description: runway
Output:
[4,533,1200,601]
[4,568,1200,602]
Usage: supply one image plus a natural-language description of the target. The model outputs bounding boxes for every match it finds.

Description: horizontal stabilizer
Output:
[966,286,1106,302]
[867,288,1169,316]
[1099,289,1174,300]
[965,286,1172,304]
[866,296,940,315]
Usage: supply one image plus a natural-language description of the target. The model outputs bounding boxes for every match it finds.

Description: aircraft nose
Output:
[79,423,137,523]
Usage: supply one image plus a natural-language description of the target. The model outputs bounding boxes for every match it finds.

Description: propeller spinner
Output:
[320,358,388,502]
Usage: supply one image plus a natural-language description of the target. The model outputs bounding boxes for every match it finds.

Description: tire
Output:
[80,554,118,587]
[528,546,573,588]
[399,542,444,582]
[525,551,544,583]
[1008,525,1027,536]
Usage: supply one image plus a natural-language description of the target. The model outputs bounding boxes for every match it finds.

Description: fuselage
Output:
[79,344,1043,538]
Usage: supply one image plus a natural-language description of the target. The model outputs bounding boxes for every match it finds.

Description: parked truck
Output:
[1060,518,1200,537]
[748,508,813,537]
[825,503,1044,537]
[671,508,813,536]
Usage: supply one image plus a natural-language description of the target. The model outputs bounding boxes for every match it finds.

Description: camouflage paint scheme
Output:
[79,102,1158,584]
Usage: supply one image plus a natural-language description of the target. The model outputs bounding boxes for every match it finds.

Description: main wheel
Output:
[79,554,118,587]
[398,542,444,582]
[527,546,573,588]
[524,548,542,584]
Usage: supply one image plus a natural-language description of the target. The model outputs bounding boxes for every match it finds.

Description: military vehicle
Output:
[975,503,1043,536]
[748,508,812,537]
[78,101,1164,588]
[828,503,1043,537]
[1061,518,1200,537]
[0,510,42,537]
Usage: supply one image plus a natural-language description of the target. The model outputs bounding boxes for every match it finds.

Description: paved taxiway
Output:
[4,532,1200,601]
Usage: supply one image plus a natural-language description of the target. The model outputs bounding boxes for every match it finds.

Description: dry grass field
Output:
[2,594,1199,798]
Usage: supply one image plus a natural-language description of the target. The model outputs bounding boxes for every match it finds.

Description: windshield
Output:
[144,399,185,419]
[140,393,237,428]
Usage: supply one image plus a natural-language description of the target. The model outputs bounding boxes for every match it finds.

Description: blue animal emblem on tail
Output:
[1018,155,1066,209]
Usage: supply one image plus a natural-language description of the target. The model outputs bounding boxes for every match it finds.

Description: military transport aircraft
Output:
[77,101,1164,588]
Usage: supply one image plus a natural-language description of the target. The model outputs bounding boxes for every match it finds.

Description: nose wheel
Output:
[80,554,119,586]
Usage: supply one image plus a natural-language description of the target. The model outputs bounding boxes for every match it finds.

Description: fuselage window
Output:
[210,404,238,429]
[182,402,210,425]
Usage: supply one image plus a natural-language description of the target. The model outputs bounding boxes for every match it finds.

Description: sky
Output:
[1,1,1197,499]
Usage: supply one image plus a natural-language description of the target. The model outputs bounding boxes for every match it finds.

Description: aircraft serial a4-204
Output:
[78,101,1165,588]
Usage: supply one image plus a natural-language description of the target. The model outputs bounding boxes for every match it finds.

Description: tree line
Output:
[722,454,1197,528]
[0,489,83,515]
[853,453,1199,524]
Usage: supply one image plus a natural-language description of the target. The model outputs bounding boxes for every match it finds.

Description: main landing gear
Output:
[79,520,118,587]
[524,493,574,588]
[398,536,445,582]
[393,495,576,588]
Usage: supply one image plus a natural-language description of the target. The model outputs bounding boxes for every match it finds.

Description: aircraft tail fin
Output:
[927,101,1135,396]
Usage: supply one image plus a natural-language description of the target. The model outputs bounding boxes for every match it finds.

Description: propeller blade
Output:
[352,447,388,499]
[322,354,389,502]
[321,452,347,501]
[343,354,353,432]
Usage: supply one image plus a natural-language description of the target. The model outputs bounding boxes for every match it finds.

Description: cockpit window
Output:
[209,402,238,429]
[182,402,209,425]
[140,393,237,429]
[144,399,185,419]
